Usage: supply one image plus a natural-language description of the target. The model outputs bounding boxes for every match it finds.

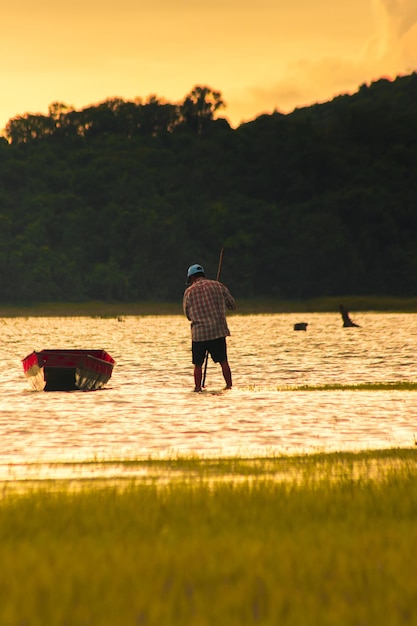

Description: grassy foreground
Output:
[2,449,417,625]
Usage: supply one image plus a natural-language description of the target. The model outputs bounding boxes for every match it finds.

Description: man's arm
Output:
[183,292,190,320]
[221,285,236,310]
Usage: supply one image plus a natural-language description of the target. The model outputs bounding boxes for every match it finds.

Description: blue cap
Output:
[187,264,205,278]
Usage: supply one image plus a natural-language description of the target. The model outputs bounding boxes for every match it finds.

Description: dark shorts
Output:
[192,337,227,366]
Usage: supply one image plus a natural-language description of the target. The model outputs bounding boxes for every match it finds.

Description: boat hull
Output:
[22,349,115,391]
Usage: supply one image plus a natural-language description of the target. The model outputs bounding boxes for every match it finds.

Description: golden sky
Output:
[1,0,416,132]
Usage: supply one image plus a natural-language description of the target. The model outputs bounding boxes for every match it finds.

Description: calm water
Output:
[1,312,417,478]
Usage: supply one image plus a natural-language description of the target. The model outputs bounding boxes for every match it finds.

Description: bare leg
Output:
[194,364,203,391]
[221,361,232,389]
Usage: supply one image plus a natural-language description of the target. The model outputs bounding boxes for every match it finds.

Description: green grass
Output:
[3,295,417,317]
[274,381,417,392]
[2,449,417,625]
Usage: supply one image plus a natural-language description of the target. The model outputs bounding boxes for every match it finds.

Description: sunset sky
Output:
[1,0,416,133]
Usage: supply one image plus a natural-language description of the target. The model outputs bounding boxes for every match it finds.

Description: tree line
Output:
[3,86,226,144]
[1,74,417,304]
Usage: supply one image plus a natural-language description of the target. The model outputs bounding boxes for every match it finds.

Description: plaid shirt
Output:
[183,278,236,342]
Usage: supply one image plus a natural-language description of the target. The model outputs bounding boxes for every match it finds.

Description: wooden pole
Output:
[215,248,224,282]
[202,248,224,388]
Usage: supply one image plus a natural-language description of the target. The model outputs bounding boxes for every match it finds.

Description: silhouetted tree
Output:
[180,86,225,134]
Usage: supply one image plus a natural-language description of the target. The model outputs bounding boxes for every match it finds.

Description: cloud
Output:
[366,0,417,66]
[244,56,369,114]
[228,0,417,124]
[373,0,417,39]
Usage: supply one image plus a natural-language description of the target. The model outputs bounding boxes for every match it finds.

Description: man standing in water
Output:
[183,263,236,392]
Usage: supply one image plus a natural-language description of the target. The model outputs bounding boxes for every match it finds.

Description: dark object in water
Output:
[294,322,308,331]
[22,349,115,391]
[339,305,360,327]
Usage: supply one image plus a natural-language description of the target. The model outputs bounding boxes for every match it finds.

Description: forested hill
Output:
[1,75,417,305]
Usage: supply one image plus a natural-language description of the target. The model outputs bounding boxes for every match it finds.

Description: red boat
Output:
[22,349,116,391]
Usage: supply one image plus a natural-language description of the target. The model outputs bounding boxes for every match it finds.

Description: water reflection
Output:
[1,313,417,472]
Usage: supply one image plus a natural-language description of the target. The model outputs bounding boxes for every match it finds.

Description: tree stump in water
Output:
[294,322,308,331]
[339,305,360,327]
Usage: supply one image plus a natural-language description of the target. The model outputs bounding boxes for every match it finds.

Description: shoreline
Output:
[2,296,417,317]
